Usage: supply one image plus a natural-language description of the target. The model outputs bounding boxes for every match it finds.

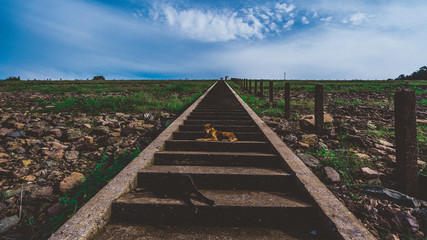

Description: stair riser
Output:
[138,173,292,191]
[184,120,254,126]
[165,141,272,153]
[112,204,316,227]
[173,132,264,141]
[190,112,247,116]
[153,153,278,167]
[179,126,259,132]
[187,116,251,120]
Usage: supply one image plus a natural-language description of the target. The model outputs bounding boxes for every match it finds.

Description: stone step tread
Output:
[94,224,316,240]
[140,165,288,176]
[166,140,268,144]
[116,190,313,208]
[156,151,277,157]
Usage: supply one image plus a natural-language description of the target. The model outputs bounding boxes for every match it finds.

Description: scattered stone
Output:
[284,134,298,143]
[93,126,110,135]
[374,144,395,154]
[50,142,68,150]
[161,112,170,118]
[0,153,9,159]
[21,160,33,167]
[0,128,12,136]
[385,234,400,240]
[83,123,92,129]
[368,148,387,155]
[109,132,121,137]
[299,113,333,129]
[26,128,44,138]
[384,155,396,163]
[64,150,79,161]
[64,129,83,141]
[48,128,62,138]
[13,122,25,130]
[379,139,394,147]
[300,134,318,146]
[0,159,8,164]
[59,172,85,193]
[366,120,376,130]
[22,175,36,182]
[355,153,370,160]
[0,215,20,234]
[297,142,310,149]
[364,185,427,208]
[30,186,54,200]
[345,135,367,147]
[84,136,94,144]
[143,113,154,121]
[361,167,383,179]
[297,153,320,168]
[324,166,340,183]
[142,124,155,131]
[7,131,25,138]
[316,142,328,149]
[48,203,65,217]
[418,160,427,168]
[48,150,64,160]
[392,211,419,233]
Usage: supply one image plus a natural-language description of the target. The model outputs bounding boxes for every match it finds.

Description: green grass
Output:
[28,81,213,114]
[35,149,141,240]
[312,148,371,183]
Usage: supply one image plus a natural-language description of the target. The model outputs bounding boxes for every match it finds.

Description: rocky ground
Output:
[261,89,427,240]
[0,91,177,239]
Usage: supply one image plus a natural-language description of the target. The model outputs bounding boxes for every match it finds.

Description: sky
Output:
[1,0,427,80]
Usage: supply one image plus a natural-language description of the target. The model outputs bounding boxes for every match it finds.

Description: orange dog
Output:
[197,124,238,142]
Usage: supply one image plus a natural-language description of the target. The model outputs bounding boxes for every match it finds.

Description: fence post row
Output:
[249,80,252,94]
[284,82,290,119]
[394,90,419,197]
[315,85,324,134]
[269,81,273,103]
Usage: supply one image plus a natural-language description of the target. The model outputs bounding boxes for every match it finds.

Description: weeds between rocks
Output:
[0,80,213,240]
[232,80,427,239]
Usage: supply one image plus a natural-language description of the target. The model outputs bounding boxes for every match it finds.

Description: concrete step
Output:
[112,190,315,227]
[194,107,245,112]
[190,111,248,116]
[184,119,254,126]
[179,125,259,132]
[165,140,272,153]
[187,115,251,120]
[173,131,264,141]
[154,151,279,167]
[138,165,292,191]
[94,224,318,240]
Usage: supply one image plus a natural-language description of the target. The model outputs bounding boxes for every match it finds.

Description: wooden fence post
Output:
[254,80,258,95]
[395,90,419,197]
[284,82,290,119]
[315,85,324,133]
[249,80,252,93]
[269,81,274,103]
[260,81,264,99]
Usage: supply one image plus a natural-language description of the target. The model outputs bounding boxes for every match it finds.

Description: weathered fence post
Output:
[259,81,264,99]
[395,90,419,197]
[269,81,274,103]
[254,80,258,95]
[249,80,252,93]
[284,82,290,119]
[315,85,324,133]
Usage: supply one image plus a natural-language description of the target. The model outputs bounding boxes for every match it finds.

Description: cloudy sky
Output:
[1,0,427,80]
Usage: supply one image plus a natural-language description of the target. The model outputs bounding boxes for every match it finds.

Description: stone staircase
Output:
[109,81,318,234]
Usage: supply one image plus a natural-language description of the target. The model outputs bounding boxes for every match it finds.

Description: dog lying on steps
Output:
[196,123,238,142]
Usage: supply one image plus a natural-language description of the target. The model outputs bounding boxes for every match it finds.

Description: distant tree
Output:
[92,75,105,81]
[5,76,20,81]
[396,66,427,80]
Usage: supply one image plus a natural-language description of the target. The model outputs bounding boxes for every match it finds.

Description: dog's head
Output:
[203,123,213,133]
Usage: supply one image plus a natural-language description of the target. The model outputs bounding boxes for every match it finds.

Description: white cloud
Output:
[320,16,333,24]
[158,5,265,42]
[343,13,367,25]
[283,19,294,29]
[302,16,310,24]
[276,3,295,13]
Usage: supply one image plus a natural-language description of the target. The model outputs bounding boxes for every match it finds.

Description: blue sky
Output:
[1,0,427,80]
